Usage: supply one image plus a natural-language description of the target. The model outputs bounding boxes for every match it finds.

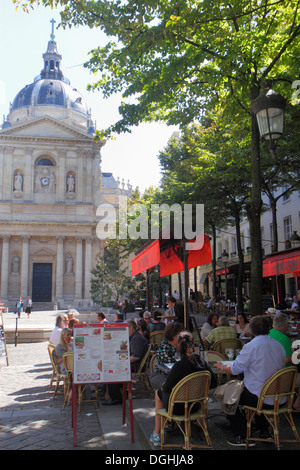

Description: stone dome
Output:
[7,27,94,132]
[11,78,90,117]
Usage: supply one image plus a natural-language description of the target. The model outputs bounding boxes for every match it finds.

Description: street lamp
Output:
[252,87,286,158]
[221,249,229,302]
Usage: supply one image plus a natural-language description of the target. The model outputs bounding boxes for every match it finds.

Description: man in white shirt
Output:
[216,315,285,447]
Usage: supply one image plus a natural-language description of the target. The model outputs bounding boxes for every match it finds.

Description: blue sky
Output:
[0,2,179,193]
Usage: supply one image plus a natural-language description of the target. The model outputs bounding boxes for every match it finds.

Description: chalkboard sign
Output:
[262,295,275,312]
[0,312,9,366]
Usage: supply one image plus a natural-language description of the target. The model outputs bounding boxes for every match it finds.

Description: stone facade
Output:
[0,31,130,310]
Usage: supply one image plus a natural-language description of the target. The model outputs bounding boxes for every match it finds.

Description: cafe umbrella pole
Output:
[183,241,190,331]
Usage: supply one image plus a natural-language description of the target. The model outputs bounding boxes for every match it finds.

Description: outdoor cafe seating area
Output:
[46,310,300,450]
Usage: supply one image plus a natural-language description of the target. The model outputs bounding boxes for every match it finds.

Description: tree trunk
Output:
[248,86,263,316]
[234,210,244,313]
[211,224,217,298]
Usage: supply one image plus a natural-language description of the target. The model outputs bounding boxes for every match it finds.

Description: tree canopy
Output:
[13,0,300,137]
[13,0,300,314]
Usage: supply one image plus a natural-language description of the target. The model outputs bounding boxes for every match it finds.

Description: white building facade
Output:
[197,188,300,304]
[0,30,129,310]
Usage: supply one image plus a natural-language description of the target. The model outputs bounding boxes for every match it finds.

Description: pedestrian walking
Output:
[25,296,33,318]
[16,297,23,318]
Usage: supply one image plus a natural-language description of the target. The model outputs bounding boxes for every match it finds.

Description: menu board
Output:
[73,323,131,385]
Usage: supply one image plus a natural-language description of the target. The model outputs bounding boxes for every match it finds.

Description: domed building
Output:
[0,25,130,310]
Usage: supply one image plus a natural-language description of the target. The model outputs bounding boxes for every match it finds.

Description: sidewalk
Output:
[0,341,144,450]
[1,310,300,451]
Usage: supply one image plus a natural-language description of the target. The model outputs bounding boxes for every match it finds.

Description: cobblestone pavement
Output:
[0,342,143,450]
[1,311,300,453]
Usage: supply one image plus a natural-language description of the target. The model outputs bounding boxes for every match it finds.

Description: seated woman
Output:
[68,318,79,338]
[52,328,73,373]
[233,312,251,337]
[150,331,217,446]
[52,328,73,403]
[200,313,219,340]
[149,322,183,390]
[97,311,108,323]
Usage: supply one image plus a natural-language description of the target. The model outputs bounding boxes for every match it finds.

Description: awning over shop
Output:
[263,248,300,277]
[131,234,212,277]
[199,273,208,284]
[209,268,229,277]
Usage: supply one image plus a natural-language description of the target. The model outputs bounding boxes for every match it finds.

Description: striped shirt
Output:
[206,326,237,346]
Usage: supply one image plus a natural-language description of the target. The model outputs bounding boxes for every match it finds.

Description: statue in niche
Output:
[11,255,20,274]
[65,254,74,274]
[34,169,42,193]
[67,173,75,193]
[49,170,56,193]
[13,172,23,192]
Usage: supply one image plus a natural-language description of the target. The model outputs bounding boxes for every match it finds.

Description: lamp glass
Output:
[221,250,229,263]
[256,107,284,140]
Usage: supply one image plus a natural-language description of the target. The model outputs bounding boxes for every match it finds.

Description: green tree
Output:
[90,242,132,307]
[158,123,251,309]
[15,0,300,314]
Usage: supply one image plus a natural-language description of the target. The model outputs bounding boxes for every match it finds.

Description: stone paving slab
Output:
[0,341,143,451]
[1,313,300,453]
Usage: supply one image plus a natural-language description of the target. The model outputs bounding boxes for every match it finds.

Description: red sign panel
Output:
[263,250,300,277]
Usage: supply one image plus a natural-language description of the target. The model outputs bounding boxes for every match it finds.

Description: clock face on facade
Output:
[41,177,50,186]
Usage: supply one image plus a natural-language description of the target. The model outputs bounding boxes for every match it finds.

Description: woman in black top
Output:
[150,331,217,446]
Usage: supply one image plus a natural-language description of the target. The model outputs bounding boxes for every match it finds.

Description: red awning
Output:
[131,239,160,277]
[131,235,212,277]
[209,268,229,277]
[263,249,300,277]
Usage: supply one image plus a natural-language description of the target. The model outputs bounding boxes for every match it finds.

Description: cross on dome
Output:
[50,18,56,40]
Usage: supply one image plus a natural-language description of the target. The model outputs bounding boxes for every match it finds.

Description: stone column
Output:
[56,236,65,303]
[3,147,13,200]
[0,235,10,301]
[75,237,83,301]
[20,235,30,298]
[0,147,5,200]
[57,150,66,202]
[84,237,92,302]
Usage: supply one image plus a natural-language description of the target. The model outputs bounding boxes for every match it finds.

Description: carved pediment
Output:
[31,247,56,257]
[0,116,93,141]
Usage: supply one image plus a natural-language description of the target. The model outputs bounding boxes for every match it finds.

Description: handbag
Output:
[213,379,244,415]
[149,371,167,390]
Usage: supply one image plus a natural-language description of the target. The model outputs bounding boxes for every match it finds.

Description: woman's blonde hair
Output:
[59,328,72,350]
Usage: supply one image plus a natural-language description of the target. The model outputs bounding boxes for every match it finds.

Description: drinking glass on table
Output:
[225,348,235,360]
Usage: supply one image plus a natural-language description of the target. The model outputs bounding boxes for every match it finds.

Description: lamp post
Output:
[250,85,286,315]
[252,87,286,159]
[221,249,229,302]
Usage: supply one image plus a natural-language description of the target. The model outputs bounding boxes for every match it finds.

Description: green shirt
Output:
[269,328,292,363]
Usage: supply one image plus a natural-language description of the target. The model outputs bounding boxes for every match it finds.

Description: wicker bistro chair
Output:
[62,352,73,410]
[242,366,300,450]
[47,343,56,390]
[149,331,165,351]
[212,338,242,357]
[156,371,213,450]
[48,343,67,396]
[62,352,99,411]
[134,344,152,390]
[149,353,158,374]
